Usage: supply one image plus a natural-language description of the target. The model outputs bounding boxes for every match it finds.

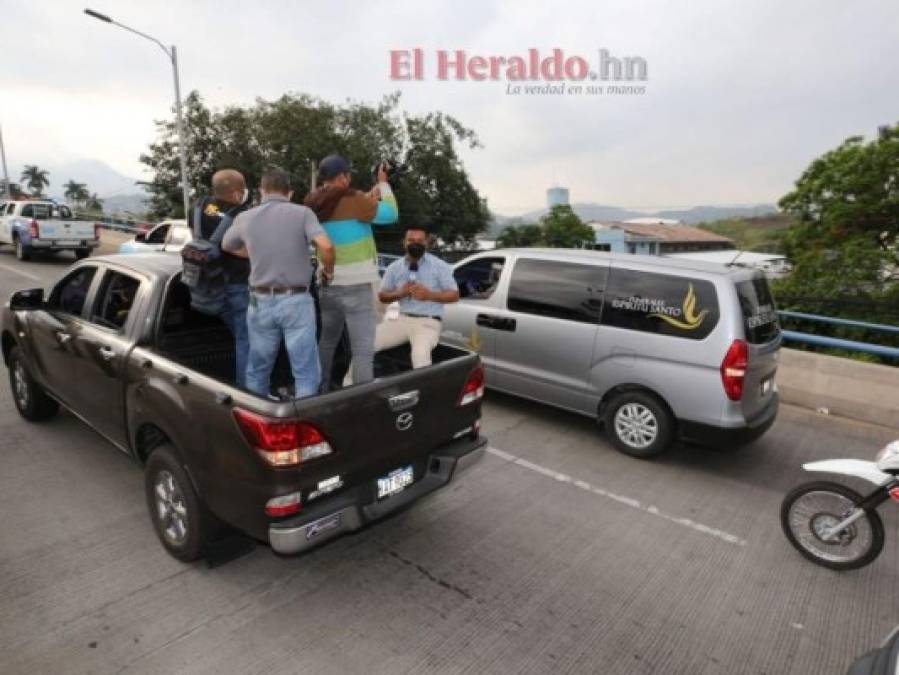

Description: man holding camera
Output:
[376,227,459,368]
[304,155,399,390]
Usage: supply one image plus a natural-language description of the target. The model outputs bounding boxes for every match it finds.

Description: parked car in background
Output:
[442,248,782,457]
[118,219,190,254]
[0,200,99,261]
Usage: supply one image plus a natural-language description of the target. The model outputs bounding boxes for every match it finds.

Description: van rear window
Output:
[736,277,780,344]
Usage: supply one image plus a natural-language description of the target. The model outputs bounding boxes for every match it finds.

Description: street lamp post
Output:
[84,8,191,218]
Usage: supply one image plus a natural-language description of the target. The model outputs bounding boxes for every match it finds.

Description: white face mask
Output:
[240,188,249,204]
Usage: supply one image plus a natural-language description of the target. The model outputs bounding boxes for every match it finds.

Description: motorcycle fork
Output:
[822,478,898,540]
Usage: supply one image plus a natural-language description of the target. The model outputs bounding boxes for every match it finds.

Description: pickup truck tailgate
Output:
[291,349,482,488]
[36,220,96,240]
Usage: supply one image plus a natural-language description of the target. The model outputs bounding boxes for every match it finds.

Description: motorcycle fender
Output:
[802,459,892,486]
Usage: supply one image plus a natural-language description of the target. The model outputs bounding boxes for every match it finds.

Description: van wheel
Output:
[15,237,31,261]
[604,391,674,458]
[145,444,208,562]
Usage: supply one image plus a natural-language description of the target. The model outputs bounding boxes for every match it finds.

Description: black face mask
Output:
[406,243,426,259]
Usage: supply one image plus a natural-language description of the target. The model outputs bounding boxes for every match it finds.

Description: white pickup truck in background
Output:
[0,200,100,261]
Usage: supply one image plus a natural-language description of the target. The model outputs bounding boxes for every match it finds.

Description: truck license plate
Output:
[56,240,79,246]
[377,465,413,499]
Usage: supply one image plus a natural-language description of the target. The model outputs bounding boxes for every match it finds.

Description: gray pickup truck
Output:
[1,254,486,561]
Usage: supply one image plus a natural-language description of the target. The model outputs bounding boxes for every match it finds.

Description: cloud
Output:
[2,0,898,215]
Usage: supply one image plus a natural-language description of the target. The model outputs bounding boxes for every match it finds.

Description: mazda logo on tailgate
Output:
[396,412,414,431]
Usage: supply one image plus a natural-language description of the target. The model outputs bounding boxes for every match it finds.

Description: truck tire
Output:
[8,345,59,421]
[14,236,31,261]
[603,391,674,458]
[75,248,91,260]
[145,444,209,562]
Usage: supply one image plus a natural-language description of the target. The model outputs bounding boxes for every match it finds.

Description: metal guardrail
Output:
[777,310,899,360]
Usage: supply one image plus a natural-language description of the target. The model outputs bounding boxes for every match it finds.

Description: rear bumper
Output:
[679,393,779,448]
[268,435,487,555]
[29,239,99,250]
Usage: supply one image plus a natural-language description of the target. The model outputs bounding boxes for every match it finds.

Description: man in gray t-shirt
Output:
[223,166,335,397]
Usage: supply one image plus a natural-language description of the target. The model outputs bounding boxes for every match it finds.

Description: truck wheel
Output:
[14,237,31,261]
[604,391,674,458]
[8,346,59,421]
[75,248,91,260]
[145,444,209,562]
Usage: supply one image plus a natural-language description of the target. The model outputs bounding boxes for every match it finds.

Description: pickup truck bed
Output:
[2,254,486,560]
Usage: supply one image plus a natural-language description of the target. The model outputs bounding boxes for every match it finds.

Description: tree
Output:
[779,123,899,270]
[139,91,490,248]
[496,223,543,248]
[20,165,49,197]
[85,193,103,214]
[540,204,595,248]
[63,180,89,205]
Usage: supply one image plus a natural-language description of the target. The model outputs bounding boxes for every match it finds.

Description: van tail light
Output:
[721,339,749,401]
[29,220,39,238]
[94,223,101,240]
[265,491,302,517]
[232,408,333,467]
[457,365,485,406]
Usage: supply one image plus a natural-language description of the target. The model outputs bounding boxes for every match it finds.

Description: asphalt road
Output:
[0,245,897,675]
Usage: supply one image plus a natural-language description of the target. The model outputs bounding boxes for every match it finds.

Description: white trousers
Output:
[375,314,442,368]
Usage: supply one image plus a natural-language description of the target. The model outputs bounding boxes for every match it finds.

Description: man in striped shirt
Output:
[304,155,398,390]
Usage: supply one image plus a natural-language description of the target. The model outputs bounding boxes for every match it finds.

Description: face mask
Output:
[406,243,426,259]
[240,188,249,204]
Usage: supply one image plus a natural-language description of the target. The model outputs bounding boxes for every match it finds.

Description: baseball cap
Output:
[317,154,355,180]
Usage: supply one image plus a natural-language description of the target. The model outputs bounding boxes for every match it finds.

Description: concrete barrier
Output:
[777,348,899,431]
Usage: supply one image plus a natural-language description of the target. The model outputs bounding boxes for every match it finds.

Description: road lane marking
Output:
[487,446,747,547]
[0,263,41,282]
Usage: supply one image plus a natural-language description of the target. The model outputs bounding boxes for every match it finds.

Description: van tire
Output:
[145,444,209,562]
[8,345,59,421]
[604,391,674,458]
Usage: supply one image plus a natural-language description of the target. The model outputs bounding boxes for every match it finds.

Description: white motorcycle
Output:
[781,440,899,570]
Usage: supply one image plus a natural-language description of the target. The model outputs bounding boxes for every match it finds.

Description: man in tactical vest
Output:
[187,169,251,387]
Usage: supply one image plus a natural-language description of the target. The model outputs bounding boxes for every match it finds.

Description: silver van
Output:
[442,248,781,457]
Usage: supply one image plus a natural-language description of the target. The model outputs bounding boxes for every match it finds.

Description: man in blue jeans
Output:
[188,169,251,386]
[222,167,335,397]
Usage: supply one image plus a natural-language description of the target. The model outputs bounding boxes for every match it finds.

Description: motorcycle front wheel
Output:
[781,481,885,571]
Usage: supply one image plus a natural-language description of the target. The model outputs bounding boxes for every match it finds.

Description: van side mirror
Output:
[10,288,44,310]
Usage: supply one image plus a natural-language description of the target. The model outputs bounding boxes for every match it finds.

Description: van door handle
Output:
[56,331,72,345]
[98,346,116,361]
[476,314,516,332]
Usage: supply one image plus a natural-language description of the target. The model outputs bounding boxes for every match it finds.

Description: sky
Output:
[2,0,898,215]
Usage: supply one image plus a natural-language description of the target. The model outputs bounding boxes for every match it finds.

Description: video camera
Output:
[371,158,406,184]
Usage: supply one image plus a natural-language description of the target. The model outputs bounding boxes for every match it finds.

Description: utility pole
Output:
[84,9,191,217]
[0,124,10,201]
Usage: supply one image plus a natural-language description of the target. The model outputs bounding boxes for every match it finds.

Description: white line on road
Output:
[487,446,747,547]
[0,263,41,282]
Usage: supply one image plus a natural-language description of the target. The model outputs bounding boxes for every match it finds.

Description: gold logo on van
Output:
[649,284,709,331]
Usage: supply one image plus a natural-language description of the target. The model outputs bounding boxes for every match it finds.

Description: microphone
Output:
[408,260,419,284]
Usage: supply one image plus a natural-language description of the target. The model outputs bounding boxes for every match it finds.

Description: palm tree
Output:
[85,193,103,214]
[21,165,50,197]
[63,180,88,205]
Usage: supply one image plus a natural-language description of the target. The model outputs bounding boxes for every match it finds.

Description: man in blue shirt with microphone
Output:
[376,227,459,368]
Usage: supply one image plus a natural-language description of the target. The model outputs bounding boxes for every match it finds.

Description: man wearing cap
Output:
[223,166,335,397]
[304,155,398,390]
[376,226,459,368]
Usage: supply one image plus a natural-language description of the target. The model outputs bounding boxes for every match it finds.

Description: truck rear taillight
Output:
[29,220,39,238]
[265,492,302,517]
[721,339,749,401]
[232,408,333,467]
[457,365,485,406]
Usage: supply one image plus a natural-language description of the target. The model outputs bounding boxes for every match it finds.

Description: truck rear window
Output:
[737,277,780,344]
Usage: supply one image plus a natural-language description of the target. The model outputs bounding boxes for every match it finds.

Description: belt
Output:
[251,285,308,295]
[402,312,442,322]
